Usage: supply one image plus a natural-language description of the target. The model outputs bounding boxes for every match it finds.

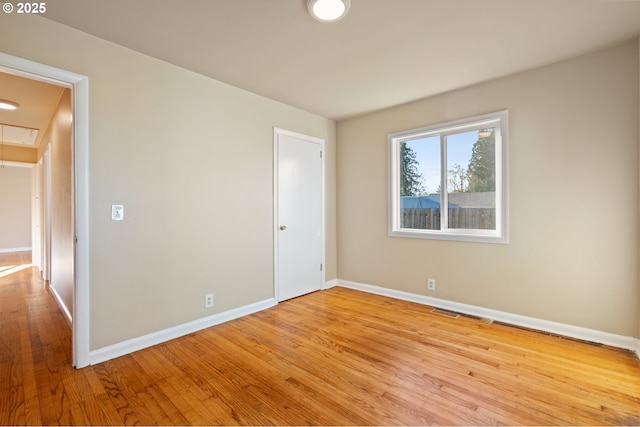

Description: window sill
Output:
[388,229,508,244]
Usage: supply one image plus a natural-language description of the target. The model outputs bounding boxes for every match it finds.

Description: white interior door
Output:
[274,128,324,302]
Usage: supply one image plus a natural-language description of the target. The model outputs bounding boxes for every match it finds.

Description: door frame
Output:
[32,158,42,272]
[42,145,51,283]
[273,127,325,302]
[0,52,90,368]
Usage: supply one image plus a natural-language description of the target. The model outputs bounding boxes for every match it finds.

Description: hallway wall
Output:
[0,165,31,252]
[41,89,74,319]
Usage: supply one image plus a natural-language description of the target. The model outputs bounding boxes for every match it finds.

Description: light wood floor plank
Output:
[1,251,639,425]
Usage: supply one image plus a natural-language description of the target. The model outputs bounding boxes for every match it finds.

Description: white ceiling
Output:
[38,0,640,120]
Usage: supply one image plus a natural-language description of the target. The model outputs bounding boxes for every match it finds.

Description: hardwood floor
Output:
[1,250,639,425]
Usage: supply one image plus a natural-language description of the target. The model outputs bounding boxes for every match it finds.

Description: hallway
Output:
[0,251,75,424]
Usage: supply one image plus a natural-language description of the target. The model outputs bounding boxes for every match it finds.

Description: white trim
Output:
[273,128,281,302]
[0,51,91,368]
[42,146,51,283]
[323,278,338,290]
[90,298,276,365]
[32,161,41,270]
[49,284,72,325]
[273,127,326,303]
[0,247,32,253]
[72,75,90,369]
[338,279,640,352]
[0,160,34,168]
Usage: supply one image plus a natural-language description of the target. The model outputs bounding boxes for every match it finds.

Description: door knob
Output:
[279,225,287,231]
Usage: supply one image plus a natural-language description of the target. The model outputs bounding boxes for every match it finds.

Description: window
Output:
[388,110,508,244]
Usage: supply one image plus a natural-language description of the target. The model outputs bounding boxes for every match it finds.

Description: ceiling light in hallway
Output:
[0,99,19,110]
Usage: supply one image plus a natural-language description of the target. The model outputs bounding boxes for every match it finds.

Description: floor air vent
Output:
[431,308,460,319]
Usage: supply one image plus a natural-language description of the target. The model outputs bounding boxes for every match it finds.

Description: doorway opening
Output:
[0,52,89,368]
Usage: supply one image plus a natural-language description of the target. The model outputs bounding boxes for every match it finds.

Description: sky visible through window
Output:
[406,130,478,194]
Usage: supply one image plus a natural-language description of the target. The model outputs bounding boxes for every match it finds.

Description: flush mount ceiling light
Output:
[307,0,350,22]
[0,99,19,110]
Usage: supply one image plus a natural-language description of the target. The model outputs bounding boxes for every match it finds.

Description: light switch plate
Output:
[111,204,124,221]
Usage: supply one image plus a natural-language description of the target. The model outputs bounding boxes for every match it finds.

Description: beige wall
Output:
[0,13,635,350]
[0,14,337,349]
[337,41,639,338]
[0,165,31,250]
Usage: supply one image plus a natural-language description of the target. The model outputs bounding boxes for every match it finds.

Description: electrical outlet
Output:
[427,278,436,291]
[205,293,214,308]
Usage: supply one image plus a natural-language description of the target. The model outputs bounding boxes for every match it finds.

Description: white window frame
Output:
[388,110,509,244]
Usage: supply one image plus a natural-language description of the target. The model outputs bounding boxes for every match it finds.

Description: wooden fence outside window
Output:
[401,208,496,230]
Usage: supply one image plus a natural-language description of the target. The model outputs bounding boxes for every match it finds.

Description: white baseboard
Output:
[86,280,640,365]
[89,298,277,365]
[323,278,338,290]
[338,279,640,354]
[0,247,32,254]
[48,284,72,325]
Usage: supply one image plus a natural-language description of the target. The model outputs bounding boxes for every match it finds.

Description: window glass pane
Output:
[446,128,496,230]
[400,136,440,230]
